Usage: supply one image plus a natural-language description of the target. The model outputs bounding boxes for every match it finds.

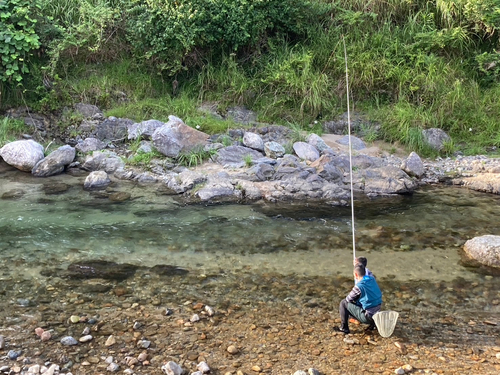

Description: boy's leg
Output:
[346,302,371,325]
[338,299,351,333]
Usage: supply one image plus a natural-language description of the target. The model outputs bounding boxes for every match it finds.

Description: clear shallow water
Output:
[1,164,500,284]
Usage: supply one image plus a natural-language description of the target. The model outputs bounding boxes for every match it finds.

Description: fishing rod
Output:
[342,35,356,262]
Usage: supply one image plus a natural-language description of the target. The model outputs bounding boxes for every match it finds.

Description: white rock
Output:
[204,305,215,316]
[43,364,59,375]
[293,371,307,375]
[161,361,183,375]
[197,361,210,373]
[107,363,119,372]
[190,314,200,322]
[402,364,413,372]
[394,368,405,375]
[27,364,40,374]
[79,334,93,342]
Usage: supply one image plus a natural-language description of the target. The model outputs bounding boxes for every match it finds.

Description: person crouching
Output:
[336,264,382,334]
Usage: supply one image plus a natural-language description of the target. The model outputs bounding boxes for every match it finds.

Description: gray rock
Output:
[215,145,264,167]
[32,145,75,177]
[107,363,120,372]
[293,371,307,375]
[74,103,102,118]
[94,117,133,143]
[308,368,320,375]
[243,131,264,151]
[195,178,241,202]
[67,260,138,280]
[60,336,78,346]
[136,141,153,154]
[293,142,320,162]
[164,170,207,194]
[336,135,366,150]
[226,106,258,125]
[264,141,285,159]
[0,139,44,172]
[401,151,424,178]
[307,133,331,153]
[75,138,106,153]
[8,350,21,360]
[463,235,500,269]
[82,151,124,173]
[0,335,4,349]
[422,128,451,151]
[84,171,111,190]
[152,116,209,158]
[362,166,417,195]
[128,119,165,140]
[1,189,26,200]
[137,339,151,349]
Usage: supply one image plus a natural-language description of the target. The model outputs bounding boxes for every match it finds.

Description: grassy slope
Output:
[1,0,499,156]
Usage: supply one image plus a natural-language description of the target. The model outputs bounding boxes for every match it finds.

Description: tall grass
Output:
[0,118,31,147]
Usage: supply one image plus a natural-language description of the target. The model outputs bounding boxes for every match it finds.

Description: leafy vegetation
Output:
[176,147,217,167]
[1,0,500,157]
[0,117,30,146]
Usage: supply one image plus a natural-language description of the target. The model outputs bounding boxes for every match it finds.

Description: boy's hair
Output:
[356,257,368,267]
[354,264,366,276]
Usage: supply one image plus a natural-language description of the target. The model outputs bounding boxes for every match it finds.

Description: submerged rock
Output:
[463,235,500,269]
[66,260,138,280]
[150,265,189,276]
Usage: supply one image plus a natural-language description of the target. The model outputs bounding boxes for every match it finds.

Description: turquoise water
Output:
[1,163,500,283]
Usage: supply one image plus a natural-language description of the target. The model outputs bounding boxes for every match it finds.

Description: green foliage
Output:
[242,154,253,168]
[0,0,41,83]
[126,0,331,76]
[176,147,216,167]
[127,149,163,166]
[0,117,30,146]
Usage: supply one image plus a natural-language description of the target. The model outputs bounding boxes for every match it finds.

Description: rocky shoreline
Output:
[1,105,500,375]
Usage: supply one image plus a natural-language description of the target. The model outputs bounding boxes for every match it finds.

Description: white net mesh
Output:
[373,310,399,338]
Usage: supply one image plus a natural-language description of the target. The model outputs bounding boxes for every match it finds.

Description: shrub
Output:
[0,0,41,83]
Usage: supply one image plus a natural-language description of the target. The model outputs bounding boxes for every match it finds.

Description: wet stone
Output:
[42,183,70,195]
[66,260,138,280]
[1,189,25,200]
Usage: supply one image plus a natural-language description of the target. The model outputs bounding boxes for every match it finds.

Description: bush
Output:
[0,0,41,83]
[126,0,331,76]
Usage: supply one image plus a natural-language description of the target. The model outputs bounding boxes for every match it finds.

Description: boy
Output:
[336,264,382,334]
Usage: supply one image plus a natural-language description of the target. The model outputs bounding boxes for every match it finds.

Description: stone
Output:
[215,145,264,168]
[84,170,111,190]
[105,335,116,347]
[35,327,44,336]
[74,103,102,118]
[264,141,286,159]
[227,345,239,354]
[463,235,500,269]
[79,335,93,342]
[128,119,165,140]
[41,331,51,342]
[394,368,405,375]
[197,361,210,374]
[32,145,75,177]
[67,260,138,280]
[307,133,330,153]
[107,363,119,372]
[292,142,320,162]
[75,138,106,153]
[422,128,451,151]
[60,336,78,346]
[401,151,424,178]
[243,132,264,151]
[161,361,183,375]
[0,139,44,172]
[336,135,366,150]
[0,335,5,349]
[94,117,133,143]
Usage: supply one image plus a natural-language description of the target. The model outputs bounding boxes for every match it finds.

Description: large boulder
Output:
[401,151,424,178]
[307,133,331,154]
[82,151,125,173]
[422,128,451,151]
[361,166,417,195]
[0,139,44,172]
[293,142,320,162]
[75,138,106,153]
[336,135,366,150]
[152,116,209,158]
[94,117,133,143]
[215,145,264,168]
[243,131,264,152]
[463,235,500,269]
[84,170,111,190]
[32,145,75,177]
[128,119,165,140]
[264,141,285,159]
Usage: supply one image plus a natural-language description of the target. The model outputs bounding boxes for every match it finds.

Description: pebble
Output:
[79,335,93,343]
[496,353,500,359]
[293,371,307,375]
[107,363,120,372]
[137,339,151,348]
[41,331,51,342]
[190,314,200,322]
[227,345,239,354]
[69,315,80,324]
[133,321,142,330]
[165,308,174,316]
[105,335,116,347]
[395,368,405,375]
[34,327,44,337]
[308,369,320,375]
[82,327,90,335]
[161,361,183,375]
[17,298,30,307]
[138,352,148,362]
[8,350,21,360]
[60,336,78,346]
[197,361,210,373]
[0,367,9,373]
[205,306,215,316]
[0,335,5,349]
[402,364,413,372]
[27,364,40,374]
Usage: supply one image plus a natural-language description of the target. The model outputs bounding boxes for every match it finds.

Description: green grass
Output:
[176,147,217,167]
[0,118,31,147]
